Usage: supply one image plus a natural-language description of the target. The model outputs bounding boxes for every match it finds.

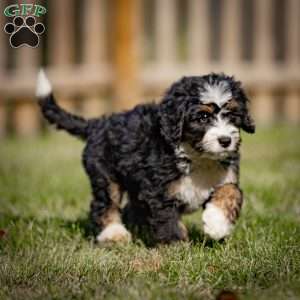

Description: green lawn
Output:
[0,126,300,300]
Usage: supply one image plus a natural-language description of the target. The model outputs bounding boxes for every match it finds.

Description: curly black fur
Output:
[37,73,255,244]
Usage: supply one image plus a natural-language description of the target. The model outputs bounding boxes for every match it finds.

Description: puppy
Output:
[36,71,255,244]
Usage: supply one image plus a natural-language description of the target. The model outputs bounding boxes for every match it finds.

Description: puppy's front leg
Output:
[202,183,243,240]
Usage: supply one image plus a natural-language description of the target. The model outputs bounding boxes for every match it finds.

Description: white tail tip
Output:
[36,69,52,98]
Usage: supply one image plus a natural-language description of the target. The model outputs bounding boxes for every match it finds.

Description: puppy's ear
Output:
[242,110,256,133]
[237,86,256,134]
[159,96,186,149]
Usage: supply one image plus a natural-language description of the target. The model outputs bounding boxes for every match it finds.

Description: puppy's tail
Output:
[36,69,89,140]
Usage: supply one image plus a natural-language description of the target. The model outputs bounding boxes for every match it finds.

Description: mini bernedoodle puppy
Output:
[36,71,255,245]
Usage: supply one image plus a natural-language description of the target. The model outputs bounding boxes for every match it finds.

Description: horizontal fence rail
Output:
[0,0,299,136]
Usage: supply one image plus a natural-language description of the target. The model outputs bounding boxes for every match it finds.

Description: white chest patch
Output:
[176,175,213,212]
[173,146,238,213]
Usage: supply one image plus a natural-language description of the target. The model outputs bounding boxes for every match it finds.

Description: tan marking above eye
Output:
[199,104,214,114]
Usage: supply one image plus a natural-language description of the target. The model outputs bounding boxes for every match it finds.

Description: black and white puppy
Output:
[36,71,255,245]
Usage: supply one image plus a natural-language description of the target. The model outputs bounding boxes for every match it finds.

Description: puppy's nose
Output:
[218,136,231,148]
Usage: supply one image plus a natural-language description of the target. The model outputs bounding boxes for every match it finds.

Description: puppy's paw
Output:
[96,223,132,243]
[202,203,233,240]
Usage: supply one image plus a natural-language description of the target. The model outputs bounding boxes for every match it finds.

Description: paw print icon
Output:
[4,16,45,48]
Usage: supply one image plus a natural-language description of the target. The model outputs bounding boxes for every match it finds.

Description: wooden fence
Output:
[0,0,299,136]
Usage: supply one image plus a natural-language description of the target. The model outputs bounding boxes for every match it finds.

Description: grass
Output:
[0,126,300,300]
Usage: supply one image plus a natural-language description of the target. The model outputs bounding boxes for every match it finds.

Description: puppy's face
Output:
[182,77,254,159]
[159,74,255,158]
[184,103,240,158]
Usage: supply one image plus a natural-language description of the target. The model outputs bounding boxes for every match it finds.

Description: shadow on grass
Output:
[186,223,224,247]
[1,213,223,248]
[124,222,221,248]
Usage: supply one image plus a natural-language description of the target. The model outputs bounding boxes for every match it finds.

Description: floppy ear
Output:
[242,110,256,133]
[236,85,256,134]
[158,96,186,149]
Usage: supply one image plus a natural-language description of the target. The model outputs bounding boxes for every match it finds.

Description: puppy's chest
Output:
[171,160,236,213]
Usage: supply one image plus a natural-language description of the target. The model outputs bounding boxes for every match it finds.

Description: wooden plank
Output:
[285,0,300,123]
[82,95,108,118]
[286,0,300,66]
[48,0,75,66]
[2,62,300,98]
[15,47,39,74]
[221,0,242,63]
[141,63,300,89]
[253,0,274,64]
[0,65,112,97]
[48,0,76,117]
[13,101,40,136]
[154,0,177,64]
[252,0,275,124]
[82,0,106,65]
[285,89,300,124]
[252,89,275,124]
[82,0,107,116]
[14,0,40,71]
[13,0,40,135]
[187,0,210,65]
[15,104,38,136]
[112,0,141,110]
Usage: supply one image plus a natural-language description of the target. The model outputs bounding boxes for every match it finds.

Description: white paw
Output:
[96,223,132,243]
[202,203,233,240]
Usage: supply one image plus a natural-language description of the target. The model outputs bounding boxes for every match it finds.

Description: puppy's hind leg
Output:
[85,161,131,244]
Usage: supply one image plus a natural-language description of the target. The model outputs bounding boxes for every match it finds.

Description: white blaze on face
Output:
[199,81,232,107]
[202,115,240,155]
[198,80,240,156]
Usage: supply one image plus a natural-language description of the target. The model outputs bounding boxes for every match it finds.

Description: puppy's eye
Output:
[198,111,211,123]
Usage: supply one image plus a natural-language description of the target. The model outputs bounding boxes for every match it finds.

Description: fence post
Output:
[81,0,107,117]
[187,0,210,66]
[48,0,75,112]
[49,0,75,66]
[285,0,300,123]
[112,0,141,110]
[286,0,300,67]
[12,46,41,135]
[11,0,40,136]
[252,0,275,124]
[155,0,177,65]
[221,0,242,64]
[82,0,105,65]
[284,89,299,124]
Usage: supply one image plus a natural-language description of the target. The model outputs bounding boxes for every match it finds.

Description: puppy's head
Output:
[159,73,255,159]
